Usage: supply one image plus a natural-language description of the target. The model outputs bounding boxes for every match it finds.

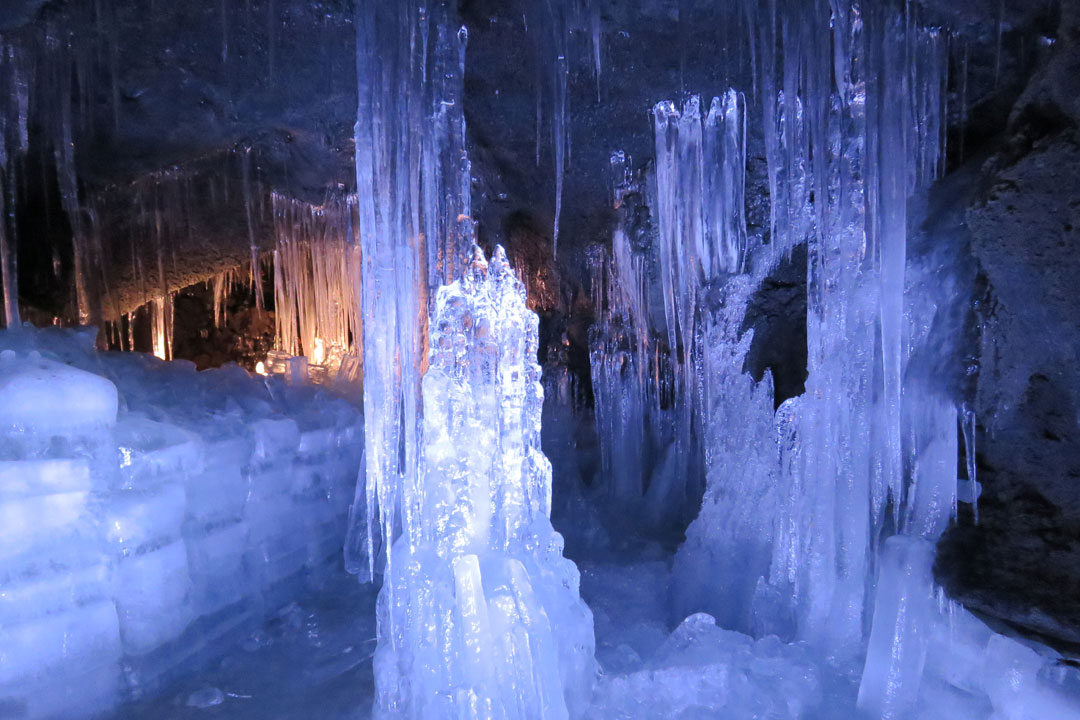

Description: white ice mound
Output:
[0,348,118,434]
[374,246,596,719]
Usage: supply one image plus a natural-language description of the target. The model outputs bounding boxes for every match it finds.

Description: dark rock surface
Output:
[741,242,807,408]
[933,0,1080,652]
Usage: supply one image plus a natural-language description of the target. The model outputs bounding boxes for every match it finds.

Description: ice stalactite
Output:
[537,0,570,257]
[374,246,595,719]
[524,0,605,257]
[960,403,980,522]
[210,266,245,330]
[242,148,264,313]
[270,193,361,369]
[150,292,174,361]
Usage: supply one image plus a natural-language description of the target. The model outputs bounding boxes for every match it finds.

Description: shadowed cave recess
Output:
[1,0,1080,718]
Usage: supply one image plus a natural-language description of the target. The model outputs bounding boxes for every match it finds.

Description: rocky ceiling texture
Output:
[1,0,1079,650]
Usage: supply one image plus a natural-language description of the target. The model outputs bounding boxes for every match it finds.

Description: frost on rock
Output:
[374,246,595,719]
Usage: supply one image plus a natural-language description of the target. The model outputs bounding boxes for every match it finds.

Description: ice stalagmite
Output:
[374,246,595,719]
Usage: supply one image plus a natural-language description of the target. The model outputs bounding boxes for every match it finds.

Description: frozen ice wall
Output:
[374,246,595,719]
[0,327,363,719]
[661,0,946,649]
[655,1,1080,718]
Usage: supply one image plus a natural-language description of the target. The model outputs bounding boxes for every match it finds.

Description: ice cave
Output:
[1,0,1079,718]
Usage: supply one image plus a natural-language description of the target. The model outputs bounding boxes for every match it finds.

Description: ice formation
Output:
[349,0,474,580]
[347,5,593,714]
[0,327,362,719]
[586,90,748,530]
[581,1,1080,719]
[375,246,595,718]
[270,193,362,370]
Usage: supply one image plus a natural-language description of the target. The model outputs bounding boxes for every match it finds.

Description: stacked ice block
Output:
[0,350,124,720]
[0,329,363,718]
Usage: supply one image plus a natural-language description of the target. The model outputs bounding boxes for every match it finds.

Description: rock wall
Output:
[936,0,1080,649]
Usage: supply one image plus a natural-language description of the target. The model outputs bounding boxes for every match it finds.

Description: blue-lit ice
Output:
[375,246,595,719]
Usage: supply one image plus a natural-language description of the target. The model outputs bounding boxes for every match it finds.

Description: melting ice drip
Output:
[374,246,595,719]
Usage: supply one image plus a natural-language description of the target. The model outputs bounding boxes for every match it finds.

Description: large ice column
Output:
[348,0,473,578]
[374,246,595,719]
[742,0,949,654]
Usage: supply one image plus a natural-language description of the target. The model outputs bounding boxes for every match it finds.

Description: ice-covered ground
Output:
[17,525,1071,720]
[107,570,378,720]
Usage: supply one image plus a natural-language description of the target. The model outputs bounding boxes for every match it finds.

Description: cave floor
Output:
[104,551,680,719]
[108,569,379,720]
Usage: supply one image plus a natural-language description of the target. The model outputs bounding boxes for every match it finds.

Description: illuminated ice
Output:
[374,246,595,719]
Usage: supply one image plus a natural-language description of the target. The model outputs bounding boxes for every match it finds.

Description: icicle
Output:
[959,38,969,164]
[0,171,16,328]
[150,293,173,361]
[0,45,17,328]
[591,4,602,100]
[220,0,228,63]
[995,0,1004,87]
[241,147,263,311]
[961,403,979,524]
[552,47,567,256]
